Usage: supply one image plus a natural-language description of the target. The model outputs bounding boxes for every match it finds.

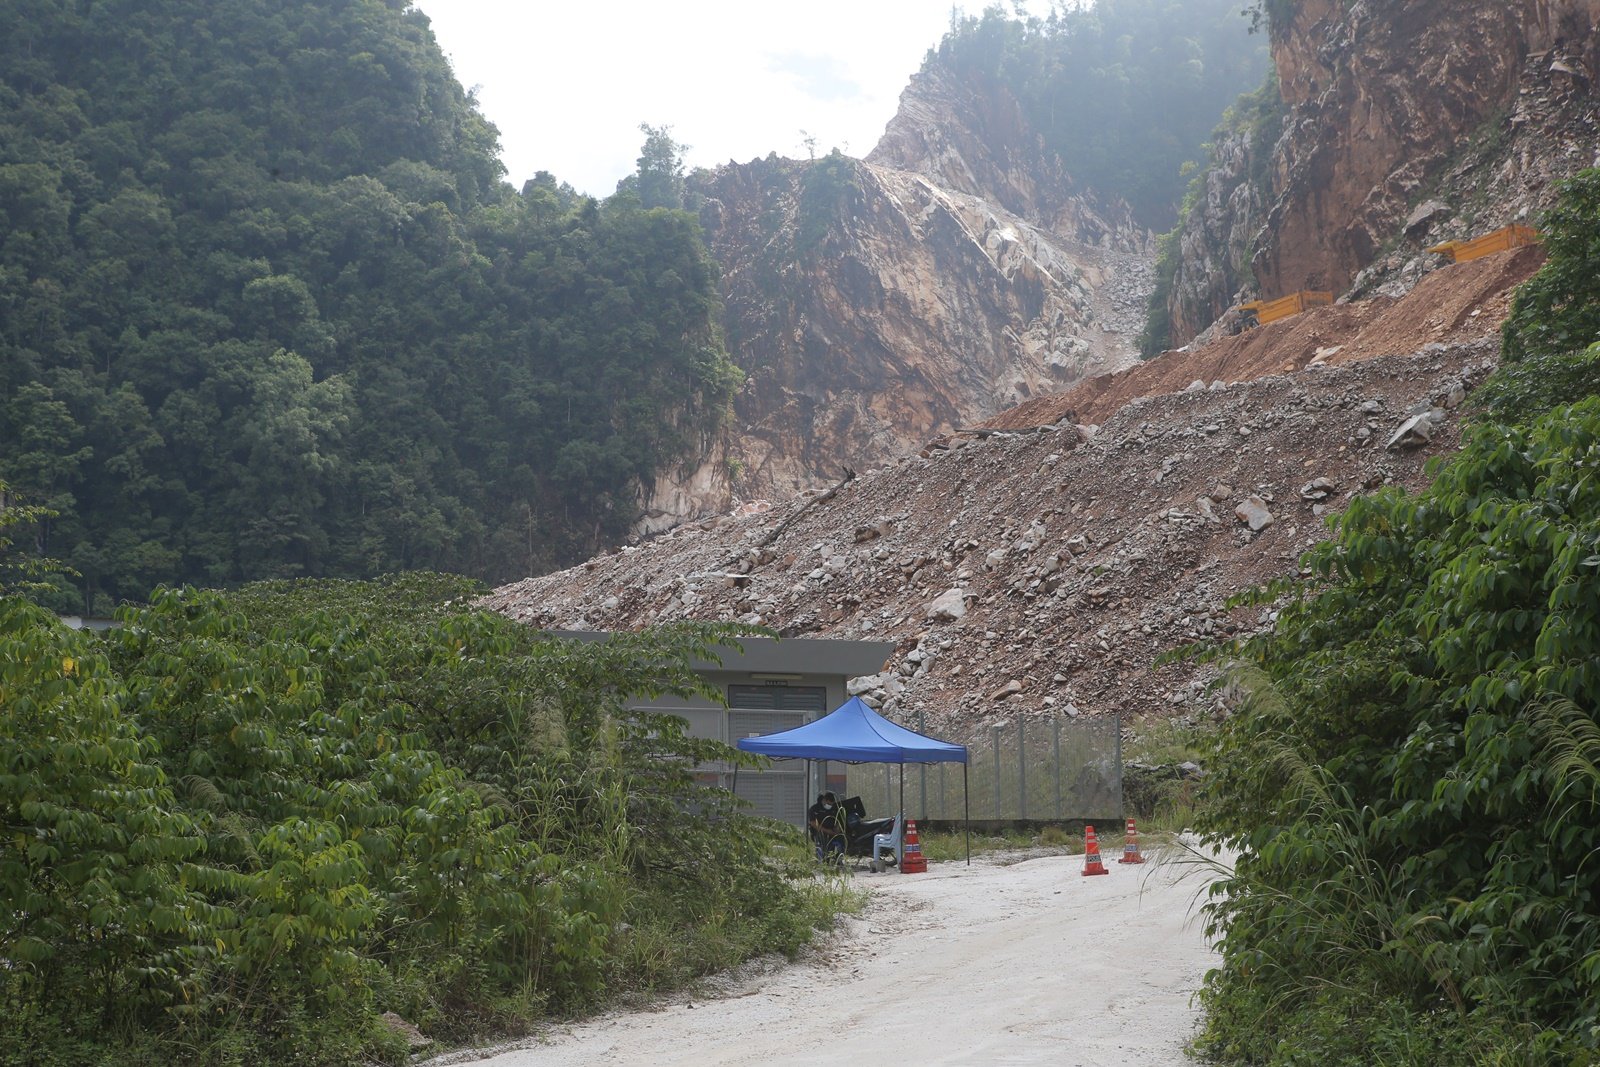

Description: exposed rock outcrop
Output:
[1166,0,1600,347]
[867,62,1132,245]
[638,58,1156,535]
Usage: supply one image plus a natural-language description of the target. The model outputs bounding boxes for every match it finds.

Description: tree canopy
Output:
[934,0,1270,226]
[0,0,741,611]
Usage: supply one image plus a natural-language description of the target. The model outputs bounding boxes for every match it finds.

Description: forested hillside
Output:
[932,0,1268,226]
[0,0,739,611]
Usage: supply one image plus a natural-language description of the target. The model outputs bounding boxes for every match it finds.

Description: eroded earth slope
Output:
[487,340,1493,735]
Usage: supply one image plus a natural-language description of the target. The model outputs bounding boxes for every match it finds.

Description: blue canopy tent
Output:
[736,696,971,865]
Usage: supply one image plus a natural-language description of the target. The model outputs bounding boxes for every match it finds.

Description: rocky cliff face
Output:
[490,248,1531,734]
[1166,0,1600,347]
[637,59,1155,535]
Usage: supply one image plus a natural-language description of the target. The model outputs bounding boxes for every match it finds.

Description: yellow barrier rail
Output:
[1428,223,1539,264]
[1239,290,1334,327]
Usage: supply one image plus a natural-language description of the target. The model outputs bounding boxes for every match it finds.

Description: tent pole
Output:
[964,762,971,866]
[805,759,812,846]
[898,764,905,822]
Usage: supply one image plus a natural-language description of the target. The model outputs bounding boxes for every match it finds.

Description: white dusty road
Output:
[432,847,1224,1067]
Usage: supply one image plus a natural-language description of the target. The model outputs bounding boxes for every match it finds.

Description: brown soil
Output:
[984,245,1542,431]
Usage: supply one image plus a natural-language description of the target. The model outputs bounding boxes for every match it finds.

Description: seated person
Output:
[807,791,845,859]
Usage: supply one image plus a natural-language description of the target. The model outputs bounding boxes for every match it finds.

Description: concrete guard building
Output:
[557,632,895,825]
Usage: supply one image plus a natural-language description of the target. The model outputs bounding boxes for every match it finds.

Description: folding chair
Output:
[870,812,904,873]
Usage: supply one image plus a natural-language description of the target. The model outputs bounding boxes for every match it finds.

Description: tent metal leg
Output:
[805,759,812,845]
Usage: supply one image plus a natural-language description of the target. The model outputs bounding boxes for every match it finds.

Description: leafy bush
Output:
[1190,161,1600,1066]
[1502,169,1600,362]
[1468,342,1600,423]
[0,576,844,1064]
[1193,399,1600,1062]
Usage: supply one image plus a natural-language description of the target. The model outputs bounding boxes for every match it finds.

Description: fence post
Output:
[1017,718,1027,820]
[992,724,1002,818]
[917,708,928,821]
[1052,716,1063,819]
[1114,710,1124,825]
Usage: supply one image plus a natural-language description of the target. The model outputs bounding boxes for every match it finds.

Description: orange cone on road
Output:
[900,819,928,874]
[1082,824,1109,876]
[1118,818,1147,864]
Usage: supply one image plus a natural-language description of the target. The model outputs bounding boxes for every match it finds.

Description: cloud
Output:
[766,51,866,103]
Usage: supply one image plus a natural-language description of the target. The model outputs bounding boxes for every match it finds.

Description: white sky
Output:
[415,1,1052,198]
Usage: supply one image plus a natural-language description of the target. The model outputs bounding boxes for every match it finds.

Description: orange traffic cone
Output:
[900,819,928,874]
[1081,824,1109,876]
[1118,818,1146,864]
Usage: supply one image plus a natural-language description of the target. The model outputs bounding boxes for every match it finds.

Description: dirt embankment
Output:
[985,245,1540,431]
[485,338,1493,734]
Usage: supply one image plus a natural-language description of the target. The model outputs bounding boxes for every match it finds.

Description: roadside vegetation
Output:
[0,575,850,1065]
[1192,170,1600,1064]
[918,826,1078,864]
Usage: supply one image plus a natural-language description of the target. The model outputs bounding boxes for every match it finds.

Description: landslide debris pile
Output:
[989,245,1541,430]
[484,343,1494,733]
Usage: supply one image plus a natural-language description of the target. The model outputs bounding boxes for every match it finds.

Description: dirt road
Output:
[435,847,1224,1067]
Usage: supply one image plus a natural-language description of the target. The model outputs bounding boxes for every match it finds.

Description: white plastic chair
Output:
[870,812,905,873]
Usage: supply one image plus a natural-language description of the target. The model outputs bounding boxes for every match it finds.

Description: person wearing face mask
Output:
[807,791,844,860]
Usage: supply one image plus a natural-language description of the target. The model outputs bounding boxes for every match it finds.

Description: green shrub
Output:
[0,577,850,1064]
[1469,342,1600,423]
[1195,399,1600,1060]
[1502,169,1600,362]
[1194,168,1600,1062]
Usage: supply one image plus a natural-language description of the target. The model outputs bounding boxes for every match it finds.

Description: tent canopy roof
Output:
[735,697,968,764]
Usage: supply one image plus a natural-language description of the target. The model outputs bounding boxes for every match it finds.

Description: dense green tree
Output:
[0,478,73,602]
[0,0,741,608]
[624,123,690,211]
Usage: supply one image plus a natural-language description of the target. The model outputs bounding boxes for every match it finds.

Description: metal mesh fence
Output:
[845,713,1122,822]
